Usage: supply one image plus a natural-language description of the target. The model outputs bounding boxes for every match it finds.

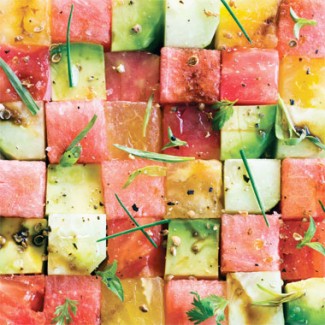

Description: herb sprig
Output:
[211,100,237,130]
[66,5,76,87]
[96,260,124,302]
[290,7,317,40]
[142,94,154,137]
[52,298,78,325]
[162,127,188,151]
[0,58,39,115]
[319,200,325,212]
[186,291,228,325]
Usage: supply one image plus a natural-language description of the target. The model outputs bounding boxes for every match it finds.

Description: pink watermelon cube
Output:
[46,100,108,164]
[220,49,279,105]
[0,45,50,102]
[160,47,220,104]
[51,0,111,48]
[282,159,325,219]
[44,276,101,325]
[221,214,280,273]
[0,161,46,218]
[105,52,160,102]
[101,159,165,219]
[162,105,220,159]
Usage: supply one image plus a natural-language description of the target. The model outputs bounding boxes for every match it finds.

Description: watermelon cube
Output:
[0,45,50,103]
[162,105,220,160]
[160,47,221,104]
[46,164,105,215]
[51,0,111,48]
[165,279,227,325]
[0,101,45,160]
[0,306,45,325]
[44,276,101,325]
[107,218,164,279]
[105,52,160,102]
[277,0,325,58]
[105,101,162,159]
[281,159,325,219]
[279,56,325,109]
[220,49,279,105]
[165,0,220,48]
[101,160,165,219]
[48,214,106,275]
[101,277,164,324]
[0,218,47,274]
[280,218,325,281]
[46,100,108,164]
[0,161,46,218]
[0,0,50,46]
[166,160,223,219]
[221,214,280,273]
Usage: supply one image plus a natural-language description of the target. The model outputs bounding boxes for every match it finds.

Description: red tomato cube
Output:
[277,0,325,58]
[281,159,325,219]
[162,105,220,160]
[107,218,164,278]
[221,214,280,273]
[220,49,279,105]
[105,52,160,102]
[160,47,221,104]
[0,45,50,102]
[102,160,166,219]
[46,100,108,164]
[280,218,325,281]
[0,161,46,218]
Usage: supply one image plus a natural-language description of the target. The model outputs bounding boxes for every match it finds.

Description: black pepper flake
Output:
[282,268,287,273]
[99,202,104,207]
[4,50,10,54]
[73,243,78,250]
[255,263,259,266]
[132,203,139,212]
[241,83,246,87]
[170,136,176,141]
[243,175,250,183]
[208,187,213,192]
[93,205,98,210]
[167,201,175,206]
[187,189,195,195]
[289,99,295,105]
[306,67,311,75]
[315,49,319,54]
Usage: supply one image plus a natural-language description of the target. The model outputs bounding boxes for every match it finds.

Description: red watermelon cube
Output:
[221,214,280,273]
[105,52,160,102]
[44,276,101,325]
[160,47,221,104]
[162,105,220,159]
[165,279,227,325]
[51,0,111,48]
[0,161,46,218]
[107,218,164,279]
[0,45,50,102]
[46,100,108,164]
[280,218,325,281]
[281,159,325,219]
[102,159,165,219]
[277,0,325,58]
[220,49,279,105]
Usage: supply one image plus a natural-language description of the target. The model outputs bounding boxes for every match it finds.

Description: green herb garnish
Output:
[319,200,325,212]
[60,114,97,167]
[114,144,195,163]
[186,291,228,325]
[0,58,39,115]
[123,165,167,189]
[296,216,325,255]
[115,193,157,248]
[66,4,76,87]
[142,93,154,137]
[211,100,237,130]
[52,298,78,325]
[240,149,269,227]
[220,0,252,43]
[97,219,170,242]
[162,127,188,151]
[96,260,124,302]
[290,7,317,40]
[252,284,304,307]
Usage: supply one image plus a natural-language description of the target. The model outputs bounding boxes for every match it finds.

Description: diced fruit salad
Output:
[0,1,324,324]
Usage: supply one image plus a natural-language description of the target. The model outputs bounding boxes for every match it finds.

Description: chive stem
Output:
[319,200,325,212]
[67,4,75,87]
[97,219,170,242]
[220,0,252,43]
[240,149,269,227]
[114,193,157,248]
[142,93,154,138]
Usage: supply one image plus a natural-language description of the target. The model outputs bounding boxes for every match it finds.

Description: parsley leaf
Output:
[51,298,78,325]
[290,7,317,40]
[186,291,228,325]
[96,260,124,302]
[211,100,237,130]
[162,126,188,151]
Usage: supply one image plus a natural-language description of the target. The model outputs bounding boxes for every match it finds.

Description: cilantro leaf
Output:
[186,291,228,325]
[96,260,124,302]
[290,7,317,40]
[162,126,188,151]
[51,298,78,325]
[211,100,236,131]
